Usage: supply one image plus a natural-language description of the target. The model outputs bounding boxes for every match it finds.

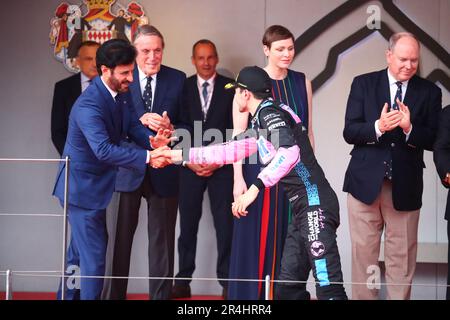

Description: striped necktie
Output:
[391,81,403,110]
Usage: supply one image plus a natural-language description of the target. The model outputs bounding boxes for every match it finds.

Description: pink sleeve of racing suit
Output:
[188,137,258,165]
[256,145,300,188]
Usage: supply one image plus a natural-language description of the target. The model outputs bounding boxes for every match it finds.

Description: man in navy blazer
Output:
[171,40,234,299]
[343,32,442,299]
[433,104,450,300]
[51,41,100,155]
[53,39,171,300]
[108,25,187,300]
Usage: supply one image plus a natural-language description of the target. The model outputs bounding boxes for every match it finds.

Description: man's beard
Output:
[110,74,130,93]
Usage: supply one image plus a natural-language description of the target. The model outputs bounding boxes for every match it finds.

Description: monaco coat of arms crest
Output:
[49,0,148,72]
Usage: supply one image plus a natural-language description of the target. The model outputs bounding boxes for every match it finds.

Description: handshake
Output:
[148,145,174,169]
[147,128,177,169]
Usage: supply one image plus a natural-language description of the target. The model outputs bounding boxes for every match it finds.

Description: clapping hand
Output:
[150,128,177,148]
[378,102,402,133]
[397,98,412,134]
[140,111,174,132]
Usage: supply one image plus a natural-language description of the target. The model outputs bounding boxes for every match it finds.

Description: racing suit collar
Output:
[251,98,275,126]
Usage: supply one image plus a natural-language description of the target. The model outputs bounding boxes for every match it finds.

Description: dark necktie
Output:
[143,76,153,112]
[202,81,209,120]
[384,81,403,180]
[391,81,403,110]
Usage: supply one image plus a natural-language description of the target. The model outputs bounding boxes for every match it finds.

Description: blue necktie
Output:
[143,76,153,112]
[202,82,209,120]
[391,81,403,110]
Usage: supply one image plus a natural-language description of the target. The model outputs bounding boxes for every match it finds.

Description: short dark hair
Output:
[192,39,218,57]
[76,40,100,56]
[133,24,165,48]
[96,39,137,75]
[262,25,294,48]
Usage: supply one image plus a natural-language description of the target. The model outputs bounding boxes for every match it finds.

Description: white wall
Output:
[0,0,448,299]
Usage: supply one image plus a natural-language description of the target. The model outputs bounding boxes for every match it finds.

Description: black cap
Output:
[225,66,271,96]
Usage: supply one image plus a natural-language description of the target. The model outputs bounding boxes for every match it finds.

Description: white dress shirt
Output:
[80,72,92,92]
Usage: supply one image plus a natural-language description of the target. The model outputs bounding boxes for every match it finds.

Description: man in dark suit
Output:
[108,25,186,300]
[171,40,234,299]
[343,32,442,299]
[51,41,100,155]
[433,104,450,300]
[53,39,172,300]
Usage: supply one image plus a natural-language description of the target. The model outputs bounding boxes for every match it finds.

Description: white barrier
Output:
[0,157,70,300]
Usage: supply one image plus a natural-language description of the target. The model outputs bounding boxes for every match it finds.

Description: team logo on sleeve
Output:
[256,136,276,165]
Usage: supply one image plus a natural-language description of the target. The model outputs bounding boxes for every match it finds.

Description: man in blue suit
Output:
[53,39,172,300]
[108,25,187,300]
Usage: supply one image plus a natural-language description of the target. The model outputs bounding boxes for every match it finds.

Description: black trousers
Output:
[275,192,347,300]
[174,166,233,289]
[447,220,450,300]
[110,170,178,300]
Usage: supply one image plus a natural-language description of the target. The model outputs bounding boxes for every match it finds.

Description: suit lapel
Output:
[191,76,203,120]
[205,75,223,122]
[120,94,132,138]
[377,69,391,111]
[153,66,168,114]
[403,75,419,114]
[94,76,116,112]
[114,95,125,135]
[93,77,121,142]
[130,66,146,117]
[73,73,82,97]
